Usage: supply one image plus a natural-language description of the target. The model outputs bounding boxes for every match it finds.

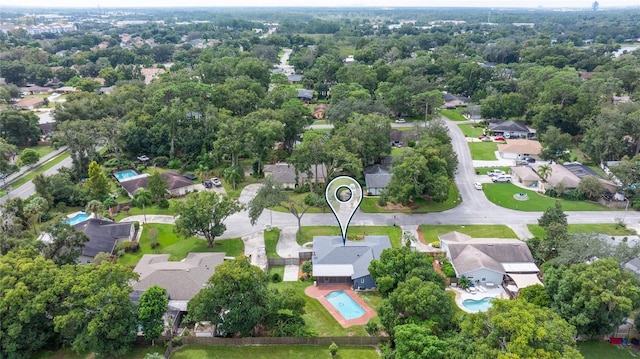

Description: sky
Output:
[7,0,640,9]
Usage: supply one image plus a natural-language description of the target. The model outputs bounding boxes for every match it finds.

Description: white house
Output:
[497,139,542,160]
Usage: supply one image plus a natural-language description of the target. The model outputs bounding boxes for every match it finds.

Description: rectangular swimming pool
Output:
[64,213,89,226]
[114,170,139,181]
[324,290,365,320]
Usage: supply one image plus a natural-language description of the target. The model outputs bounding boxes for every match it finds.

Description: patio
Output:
[305,284,377,327]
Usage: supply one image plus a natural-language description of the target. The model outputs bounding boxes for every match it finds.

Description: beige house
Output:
[15,97,45,110]
[263,163,327,189]
[497,139,542,160]
[510,166,541,189]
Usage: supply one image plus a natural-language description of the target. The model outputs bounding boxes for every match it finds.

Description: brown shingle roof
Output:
[498,139,542,156]
[15,97,45,108]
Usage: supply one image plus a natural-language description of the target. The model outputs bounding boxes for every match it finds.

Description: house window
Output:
[361,278,365,283]
[482,278,486,281]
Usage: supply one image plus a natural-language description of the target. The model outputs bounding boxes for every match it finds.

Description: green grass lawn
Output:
[390,147,410,156]
[360,184,460,214]
[527,223,637,239]
[458,124,484,138]
[264,227,281,258]
[468,142,498,160]
[113,202,178,221]
[117,223,244,266]
[483,183,616,211]
[268,265,285,280]
[34,345,163,359]
[268,281,370,336]
[313,119,329,125]
[19,145,55,158]
[475,166,511,174]
[171,345,380,359]
[8,151,70,189]
[296,226,403,248]
[419,225,518,244]
[440,109,467,121]
[577,341,639,359]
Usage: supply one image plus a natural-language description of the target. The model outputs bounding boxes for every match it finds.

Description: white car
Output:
[395,118,406,123]
[473,182,483,190]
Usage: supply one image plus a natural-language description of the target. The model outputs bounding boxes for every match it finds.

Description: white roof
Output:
[168,300,188,311]
[313,264,353,277]
[501,262,540,273]
[509,273,543,289]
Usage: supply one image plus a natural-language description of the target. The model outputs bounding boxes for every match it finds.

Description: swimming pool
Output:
[64,213,89,226]
[325,290,366,320]
[462,297,494,312]
[114,170,139,181]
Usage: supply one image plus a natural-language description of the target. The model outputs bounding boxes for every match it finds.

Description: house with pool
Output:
[439,231,542,294]
[311,235,391,290]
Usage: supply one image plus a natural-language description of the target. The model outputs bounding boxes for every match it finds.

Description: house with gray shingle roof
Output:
[74,218,134,264]
[131,253,226,311]
[439,231,541,291]
[488,120,533,139]
[118,171,198,198]
[364,163,392,195]
[263,163,327,189]
[312,236,391,289]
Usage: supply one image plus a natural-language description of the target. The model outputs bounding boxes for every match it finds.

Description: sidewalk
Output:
[1,145,68,189]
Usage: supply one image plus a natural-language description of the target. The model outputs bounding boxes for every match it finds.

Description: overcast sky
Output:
[10,0,640,9]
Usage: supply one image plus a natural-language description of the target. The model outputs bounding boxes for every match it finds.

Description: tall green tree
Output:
[86,199,104,219]
[24,195,49,231]
[544,258,640,336]
[540,126,571,162]
[133,188,153,224]
[54,120,100,179]
[39,223,89,265]
[454,299,582,359]
[138,285,169,346]
[394,324,447,359]
[187,257,270,337]
[18,148,40,167]
[369,245,443,296]
[0,110,41,146]
[0,137,17,176]
[147,171,168,203]
[174,191,241,247]
[85,161,111,201]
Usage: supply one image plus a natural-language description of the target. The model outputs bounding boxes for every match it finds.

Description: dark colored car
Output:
[203,179,212,188]
[184,173,197,180]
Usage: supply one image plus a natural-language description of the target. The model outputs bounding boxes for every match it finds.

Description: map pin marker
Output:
[325,176,363,245]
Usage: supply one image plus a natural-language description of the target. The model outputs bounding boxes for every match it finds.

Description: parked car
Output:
[473,182,483,190]
[478,135,487,140]
[492,175,512,183]
[184,173,197,180]
[522,157,536,163]
[211,177,222,187]
[203,179,213,188]
[487,169,505,177]
[494,136,505,141]
[395,118,406,123]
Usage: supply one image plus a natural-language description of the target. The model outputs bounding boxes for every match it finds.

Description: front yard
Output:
[171,345,380,359]
[527,223,636,238]
[419,224,518,244]
[468,142,498,160]
[296,226,403,248]
[117,223,244,266]
[360,184,460,213]
[483,183,619,211]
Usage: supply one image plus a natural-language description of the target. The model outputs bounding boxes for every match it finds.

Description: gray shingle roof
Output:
[312,236,391,279]
[132,253,226,301]
[297,89,314,100]
[488,120,529,133]
[263,163,327,185]
[74,219,133,258]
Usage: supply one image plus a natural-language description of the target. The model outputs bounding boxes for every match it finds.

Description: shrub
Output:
[441,262,456,277]
[299,276,306,282]
[136,164,146,172]
[301,261,313,277]
[271,273,282,283]
[182,329,190,337]
[378,196,387,207]
[171,336,182,346]
[133,221,140,230]
[365,321,380,336]
[153,156,169,167]
[167,159,182,169]
[158,198,170,209]
[294,183,310,194]
[432,240,441,248]
[329,342,339,357]
[55,202,67,211]
[408,140,416,147]
[128,241,139,252]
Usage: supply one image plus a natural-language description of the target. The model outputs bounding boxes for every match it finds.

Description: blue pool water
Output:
[462,297,494,312]
[114,170,139,181]
[64,213,89,226]
[325,290,366,320]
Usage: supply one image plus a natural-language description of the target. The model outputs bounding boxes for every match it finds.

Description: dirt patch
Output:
[416,226,427,244]
[377,202,416,210]
[298,259,309,280]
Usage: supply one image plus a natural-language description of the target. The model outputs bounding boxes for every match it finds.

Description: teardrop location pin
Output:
[325,176,363,245]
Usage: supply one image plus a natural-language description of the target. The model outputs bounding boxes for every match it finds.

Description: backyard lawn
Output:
[483,183,616,211]
[171,345,380,359]
[468,142,498,160]
[577,341,639,359]
[419,225,518,244]
[19,145,55,158]
[296,226,403,248]
[268,281,370,337]
[264,227,281,258]
[527,223,637,239]
[360,184,460,213]
[440,109,467,121]
[34,345,163,359]
[117,223,244,266]
[458,124,484,138]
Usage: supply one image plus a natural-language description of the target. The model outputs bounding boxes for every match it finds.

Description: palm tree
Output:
[86,200,104,220]
[134,188,153,224]
[537,164,552,192]
[224,166,243,191]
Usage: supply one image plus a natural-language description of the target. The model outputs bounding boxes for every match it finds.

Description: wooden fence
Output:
[268,258,299,266]
[181,336,383,346]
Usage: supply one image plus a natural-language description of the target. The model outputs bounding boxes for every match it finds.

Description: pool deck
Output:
[448,286,507,313]
[305,285,376,327]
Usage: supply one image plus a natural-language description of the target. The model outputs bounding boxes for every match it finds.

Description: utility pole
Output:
[425,102,429,128]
